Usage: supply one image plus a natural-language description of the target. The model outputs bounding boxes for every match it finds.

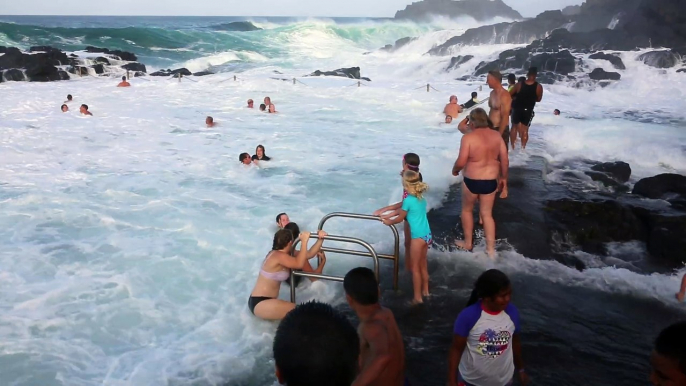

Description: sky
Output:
[1,0,585,18]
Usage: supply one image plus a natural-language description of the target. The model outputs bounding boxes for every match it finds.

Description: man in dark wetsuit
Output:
[487,70,512,151]
[510,67,543,150]
[461,92,478,110]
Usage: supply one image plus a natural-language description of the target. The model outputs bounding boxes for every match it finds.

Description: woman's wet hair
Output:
[256,144,266,156]
[469,108,490,128]
[402,170,428,200]
[403,153,420,172]
[272,229,294,251]
[284,222,300,238]
[466,269,511,307]
[276,212,287,225]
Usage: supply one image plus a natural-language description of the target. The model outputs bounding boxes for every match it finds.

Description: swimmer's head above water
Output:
[276,213,290,228]
[344,267,379,307]
[471,91,477,100]
[61,104,68,112]
[449,95,457,104]
[272,228,295,251]
[554,109,561,116]
[66,94,73,101]
[239,153,252,165]
[205,116,214,127]
[445,115,453,124]
[247,99,254,108]
[260,104,266,112]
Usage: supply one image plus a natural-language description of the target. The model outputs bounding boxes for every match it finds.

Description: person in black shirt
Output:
[510,67,544,150]
[252,145,271,162]
[461,92,479,109]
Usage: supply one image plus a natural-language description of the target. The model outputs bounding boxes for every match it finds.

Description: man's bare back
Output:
[444,103,460,118]
[356,307,405,386]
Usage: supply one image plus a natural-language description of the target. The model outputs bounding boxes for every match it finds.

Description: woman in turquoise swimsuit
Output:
[382,170,431,305]
[248,229,327,320]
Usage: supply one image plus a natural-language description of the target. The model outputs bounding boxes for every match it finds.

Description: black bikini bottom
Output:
[463,176,498,195]
[248,296,273,315]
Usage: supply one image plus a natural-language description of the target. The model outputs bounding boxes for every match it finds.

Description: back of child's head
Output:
[402,170,428,199]
[403,153,420,172]
[343,267,379,305]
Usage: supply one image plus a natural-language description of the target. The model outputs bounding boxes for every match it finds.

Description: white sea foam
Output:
[1,18,686,386]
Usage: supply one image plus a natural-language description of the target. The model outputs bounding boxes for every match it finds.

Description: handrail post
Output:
[427,83,430,92]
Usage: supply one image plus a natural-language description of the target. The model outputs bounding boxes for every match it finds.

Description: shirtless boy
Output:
[344,267,406,386]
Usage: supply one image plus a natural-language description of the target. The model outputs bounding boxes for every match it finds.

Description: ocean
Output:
[1,15,685,386]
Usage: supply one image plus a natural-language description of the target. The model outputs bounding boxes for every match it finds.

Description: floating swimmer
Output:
[61,104,68,112]
[239,153,252,165]
[247,99,254,108]
[79,104,92,116]
[65,94,73,103]
[461,92,479,109]
[554,109,561,116]
[206,116,216,128]
[117,76,131,87]
[252,145,271,162]
[276,212,290,229]
[264,96,276,113]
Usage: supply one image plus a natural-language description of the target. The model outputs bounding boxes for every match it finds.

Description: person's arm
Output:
[275,232,317,269]
[373,202,402,216]
[382,209,407,225]
[512,334,530,385]
[458,117,471,134]
[458,105,464,113]
[500,93,512,133]
[536,84,543,102]
[447,335,467,386]
[352,322,392,386]
[380,208,401,220]
[510,83,520,96]
[306,237,326,259]
[452,136,470,176]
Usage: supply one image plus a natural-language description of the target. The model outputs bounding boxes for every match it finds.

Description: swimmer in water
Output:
[276,213,290,229]
[264,97,276,113]
[117,76,131,87]
[79,104,93,116]
[454,108,509,256]
[65,94,73,103]
[344,267,406,386]
[239,153,252,165]
[206,116,215,128]
[61,104,68,112]
[252,145,271,162]
[461,92,479,110]
[248,229,327,320]
[444,95,463,119]
[554,109,561,116]
[259,104,267,112]
[247,99,254,108]
[444,115,454,124]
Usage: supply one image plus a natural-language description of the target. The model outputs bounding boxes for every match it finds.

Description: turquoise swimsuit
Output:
[401,194,432,246]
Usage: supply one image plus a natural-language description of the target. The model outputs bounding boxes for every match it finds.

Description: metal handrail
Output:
[318,212,400,290]
[290,233,379,303]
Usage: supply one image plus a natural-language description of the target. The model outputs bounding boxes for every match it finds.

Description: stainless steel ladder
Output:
[289,212,400,303]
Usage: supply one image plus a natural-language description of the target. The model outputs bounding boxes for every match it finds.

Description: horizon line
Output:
[2,14,396,18]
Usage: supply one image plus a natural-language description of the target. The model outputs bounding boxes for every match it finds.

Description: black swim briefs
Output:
[512,109,535,126]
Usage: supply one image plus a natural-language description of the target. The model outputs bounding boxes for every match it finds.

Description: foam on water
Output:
[2,17,686,386]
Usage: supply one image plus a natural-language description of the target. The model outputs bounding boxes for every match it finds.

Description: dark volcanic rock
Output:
[150,68,192,77]
[529,28,648,52]
[395,0,522,22]
[678,68,686,73]
[3,69,25,81]
[446,55,474,71]
[25,62,68,82]
[475,49,578,76]
[308,67,362,79]
[589,68,621,81]
[429,11,570,55]
[633,174,686,200]
[68,66,89,76]
[381,37,417,52]
[584,171,629,192]
[546,199,647,255]
[94,56,111,65]
[633,209,686,265]
[92,64,105,75]
[637,50,682,68]
[589,52,626,69]
[84,46,137,62]
[591,161,631,183]
[561,5,581,16]
[122,62,147,73]
[192,70,214,76]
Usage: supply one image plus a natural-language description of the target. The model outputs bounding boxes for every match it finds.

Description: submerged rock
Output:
[150,68,192,77]
[633,174,686,200]
[307,67,364,79]
[637,50,682,68]
[588,52,626,70]
[589,68,621,81]
[192,70,214,76]
[590,161,631,183]
[380,37,417,52]
[3,69,25,81]
[122,62,147,73]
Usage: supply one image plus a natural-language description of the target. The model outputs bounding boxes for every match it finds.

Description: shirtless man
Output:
[264,97,276,113]
[487,70,512,151]
[117,76,131,87]
[510,67,543,150]
[444,95,463,119]
[453,108,509,256]
[79,104,93,116]
[247,99,254,108]
[344,267,406,386]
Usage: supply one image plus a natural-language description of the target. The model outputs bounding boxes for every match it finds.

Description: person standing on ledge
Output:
[510,67,543,150]
[117,76,131,87]
[444,95,463,119]
[487,70,512,151]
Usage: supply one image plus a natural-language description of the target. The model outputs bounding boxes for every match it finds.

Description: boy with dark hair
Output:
[239,153,252,165]
[651,322,686,385]
[344,267,406,386]
[273,301,359,386]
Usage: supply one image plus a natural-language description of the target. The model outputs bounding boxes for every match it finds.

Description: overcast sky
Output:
[2,0,584,18]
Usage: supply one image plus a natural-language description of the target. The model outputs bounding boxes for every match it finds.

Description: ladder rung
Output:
[292,272,345,282]
[321,246,396,261]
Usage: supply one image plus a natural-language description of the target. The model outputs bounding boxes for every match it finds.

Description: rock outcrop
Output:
[446,55,474,71]
[306,67,370,81]
[588,52,626,69]
[394,0,522,22]
[589,68,621,80]
[150,68,192,77]
[637,50,682,69]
